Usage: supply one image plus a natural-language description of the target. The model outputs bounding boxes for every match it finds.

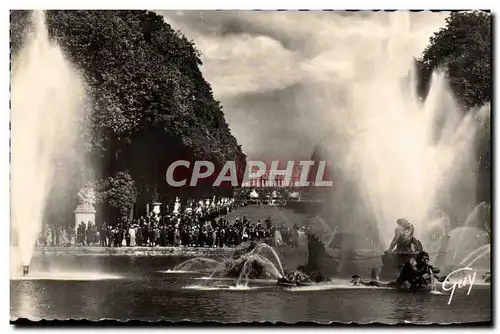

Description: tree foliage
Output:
[417,11,491,109]
[10,10,31,61]
[101,171,138,221]
[10,10,246,226]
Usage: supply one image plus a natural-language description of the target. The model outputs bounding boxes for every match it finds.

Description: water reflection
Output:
[14,283,39,321]
[391,294,426,323]
[10,255,491,323]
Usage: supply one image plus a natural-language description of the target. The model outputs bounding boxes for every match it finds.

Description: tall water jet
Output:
[11,10,87,271]
[314,13,489,251]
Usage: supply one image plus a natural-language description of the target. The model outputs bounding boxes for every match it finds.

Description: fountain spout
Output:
[22,264,29,276]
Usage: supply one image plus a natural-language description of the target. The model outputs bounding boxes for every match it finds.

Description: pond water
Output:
[10,255,491,324]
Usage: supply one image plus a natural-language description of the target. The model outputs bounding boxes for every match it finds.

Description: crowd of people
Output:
[99,215,277,248]
[37,198,308,249]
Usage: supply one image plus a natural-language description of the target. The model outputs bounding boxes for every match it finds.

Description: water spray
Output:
[11,10,87,272]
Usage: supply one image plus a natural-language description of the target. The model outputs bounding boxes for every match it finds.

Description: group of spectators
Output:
[101,214,277,248]
[37,198,309,249]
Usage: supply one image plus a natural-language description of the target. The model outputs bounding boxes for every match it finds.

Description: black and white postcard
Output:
[9,9,492,325]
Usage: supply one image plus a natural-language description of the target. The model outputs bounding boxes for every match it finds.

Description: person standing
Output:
[86,222,93,246]
[155,226,161,247]
[136,224,143,247]
[45,226,53,247]
[101,224,108,247]
[125,226,131,247]
[129,225,136,247]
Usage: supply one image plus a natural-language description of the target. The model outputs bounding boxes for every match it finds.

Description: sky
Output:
[158,11,449,161]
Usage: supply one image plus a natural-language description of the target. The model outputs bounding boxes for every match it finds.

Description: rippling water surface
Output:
[10,255,491,324]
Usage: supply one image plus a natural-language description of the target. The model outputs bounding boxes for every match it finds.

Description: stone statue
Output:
[386,218,423,253]
[77,187,96,207]
[173,197,181,214]
[75,187,97,240]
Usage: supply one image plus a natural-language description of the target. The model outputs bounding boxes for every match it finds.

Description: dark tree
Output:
[101,171,138,223]
[417,11,491,109]
[10,10,31,60]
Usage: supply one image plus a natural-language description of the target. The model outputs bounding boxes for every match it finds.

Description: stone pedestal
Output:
[152,202,162,221]
[174,198,182,214]
[74,204,96,244]
[152,202,162,215]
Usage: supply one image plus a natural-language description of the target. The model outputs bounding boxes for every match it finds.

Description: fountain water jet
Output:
[452,202,491,259]
[465,248,490,269]
[172,258,221,272]
[459,244,490,267]
[236,254,283,287]
[173,242,286,288]
[248,243,285,276]
[447,226,489,265]
[11,10,88,271]
[314,14,490,259]
[463,202,491,228]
